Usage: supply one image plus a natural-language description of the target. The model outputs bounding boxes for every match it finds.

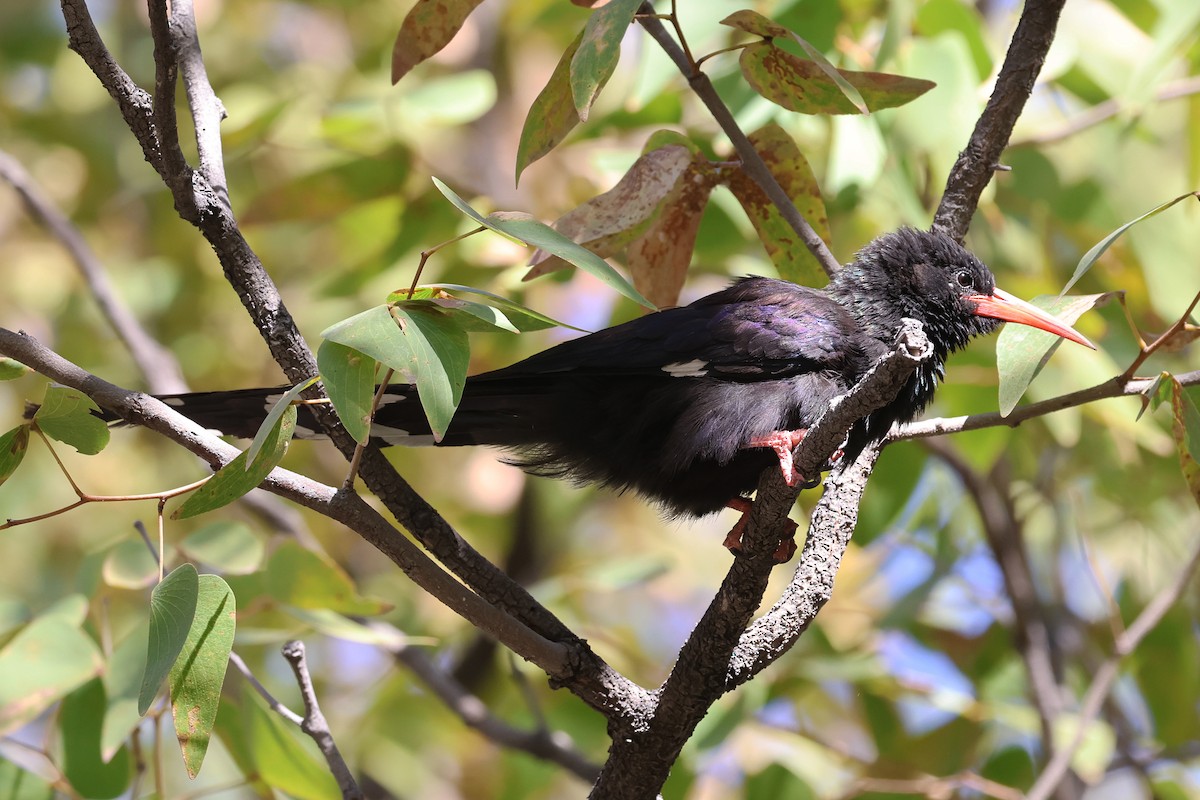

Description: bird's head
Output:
[831,228,1093,355]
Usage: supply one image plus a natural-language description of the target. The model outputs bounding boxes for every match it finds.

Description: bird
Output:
[119,228,1091,525]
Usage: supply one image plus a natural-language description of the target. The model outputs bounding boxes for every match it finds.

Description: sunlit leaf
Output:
[490,212,653,308]
[33,386,109,455]
[61,679,131,799]
[725,123,830,286]
[265,541,392,616]
[316,340,376,444]
[1052,714,1115,785]
[569,0,642,120]
[389,305,469,440]
[996,293,1111,416]
[739,41,934,115]
[169,574,235,778]
[516,31,584,182]
[139,563,199,715]
[245,377,317,468]
[420,284,579,331]
[719,9,792,38]
[0,425,29,487]
[173,407,296,520]
[391,0,485,83]
[1060,191,1200,296]
[0,358,29,380]
[0,614,103,735]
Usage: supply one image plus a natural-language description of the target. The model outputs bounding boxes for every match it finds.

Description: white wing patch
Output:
[662,359,709,378]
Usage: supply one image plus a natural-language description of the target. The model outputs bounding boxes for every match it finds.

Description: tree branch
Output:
[281,641,364,800]
[589,323,932,798]
[932,0,1068,241]
[636,5,841,279]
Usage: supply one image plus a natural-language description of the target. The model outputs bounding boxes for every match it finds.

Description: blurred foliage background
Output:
[1,0,1199,797]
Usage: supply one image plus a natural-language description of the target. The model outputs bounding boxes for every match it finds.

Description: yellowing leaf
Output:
[725,124,830,287]
[391,0,485,83]
[739,42,934,115]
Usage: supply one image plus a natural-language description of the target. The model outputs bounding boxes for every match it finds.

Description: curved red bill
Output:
[968,288,1095,349]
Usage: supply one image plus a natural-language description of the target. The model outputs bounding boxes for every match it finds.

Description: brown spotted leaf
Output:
[516,31,584,182]
[725,123,829,287]
[627,161,718,308]
[526,144,697,279]
[719,9,792,39]
[739,41,934,115]
[391,0,485,84]
[570,0,643,121]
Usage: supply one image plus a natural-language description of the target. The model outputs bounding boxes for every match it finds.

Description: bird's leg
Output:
[747,429,808,486]
[722,497,798,562]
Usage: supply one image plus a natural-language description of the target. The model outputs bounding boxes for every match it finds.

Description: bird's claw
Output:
[748,429,808,486]
[722,497,799,563]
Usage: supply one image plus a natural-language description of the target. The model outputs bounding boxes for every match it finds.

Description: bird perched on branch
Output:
[114,229,1092,525]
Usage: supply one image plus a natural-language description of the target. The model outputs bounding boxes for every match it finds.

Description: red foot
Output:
[721,497,798,563]
[747,429,808,487]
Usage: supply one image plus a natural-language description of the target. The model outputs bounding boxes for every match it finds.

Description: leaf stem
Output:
[406,226,487,300]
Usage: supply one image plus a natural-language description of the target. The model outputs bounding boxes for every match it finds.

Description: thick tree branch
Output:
[56,0,645,721]
[589,324,932,798]
[933,0,1068,240]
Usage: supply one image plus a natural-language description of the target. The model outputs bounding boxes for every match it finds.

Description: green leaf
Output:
[390,0,485,83]
[422,283,578,331]
[173,406,296,519]
[739,41,934,115]
[242,686,341,800]
[725,123,830,287]
[490,211,654,308]
[389,305,469,441]
[33,386,109,455]
[61,679,131,799]
[316,340,376,443]
[102,540,161,590]
[1052,714,1116,785]
[169,574,235,778]
[996,293,1111,416]
[0,614,103,735]
[1061,191,1200,296]
[139,564,199,715]
[0,357,30,380]
[101,621,149,762]
[569,0,642,121]
[245,377,317,468]
[0,425,29,487]
[432,177,654,307]
[180,522,265,575]
[265,541,392,616]
[516,31,584,183]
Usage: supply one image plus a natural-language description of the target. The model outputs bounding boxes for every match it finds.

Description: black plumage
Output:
[133,229,1091,516]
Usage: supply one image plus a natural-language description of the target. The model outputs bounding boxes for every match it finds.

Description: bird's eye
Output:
[955,271,974,289]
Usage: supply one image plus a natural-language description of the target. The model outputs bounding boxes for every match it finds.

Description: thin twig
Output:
[636,4,840,278]
[894,369,1200,440]
[229,651,304,726]
[281,641,364,800]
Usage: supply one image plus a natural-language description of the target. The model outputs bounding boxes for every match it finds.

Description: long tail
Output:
[88,378,555,448]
